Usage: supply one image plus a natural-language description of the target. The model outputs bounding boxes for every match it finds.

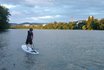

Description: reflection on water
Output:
[0,30,9,70]
[25,53,35,64]
[0,30,8,48]
[0,29,104,70]
[24,53,36,69]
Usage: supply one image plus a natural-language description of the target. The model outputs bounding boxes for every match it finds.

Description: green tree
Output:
[82,25,87,30]
[99,18,104,30]
[0,5,10,29]
[68,22,76,29]
[76,20,86,29]
[92,19,100,30]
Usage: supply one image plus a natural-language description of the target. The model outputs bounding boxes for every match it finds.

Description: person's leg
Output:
[30,44,36,52]
[30,41,34,50]
[26,39,29,50]
[26,44,29,50]
[30,40,36,52]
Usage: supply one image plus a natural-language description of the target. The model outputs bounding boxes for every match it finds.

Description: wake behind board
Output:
[21,45,39,54]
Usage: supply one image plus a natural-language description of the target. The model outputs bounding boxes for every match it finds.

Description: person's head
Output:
[29,28,33,31]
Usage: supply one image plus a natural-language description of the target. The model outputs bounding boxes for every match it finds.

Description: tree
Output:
[99,18,104,30]
[86,16,94,30]
[0,5,10,29]
[92,19,100,30]
[82,25,87,30]
[76,20,86,29]
[68,22,76,29]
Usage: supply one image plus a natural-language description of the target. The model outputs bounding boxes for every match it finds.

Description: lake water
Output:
[0,29,104,70]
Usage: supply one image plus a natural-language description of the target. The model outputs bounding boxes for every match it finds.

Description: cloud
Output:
[1,4,16,9]
[23,0,54,7]
[38,16,54,19]
[1,0,104,23]
[38,15,59,19]
[27,15,61,20]
[11,11,22,15]
[0,0,23,5]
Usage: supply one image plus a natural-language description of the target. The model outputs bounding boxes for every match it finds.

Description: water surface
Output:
[0,29,104,70]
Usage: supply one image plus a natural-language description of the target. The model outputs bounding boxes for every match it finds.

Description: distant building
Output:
[23,24,30,26]
[34,25,38,26]
[43,24,46,26]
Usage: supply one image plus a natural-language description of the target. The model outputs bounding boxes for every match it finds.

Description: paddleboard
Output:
[21,45,39,54]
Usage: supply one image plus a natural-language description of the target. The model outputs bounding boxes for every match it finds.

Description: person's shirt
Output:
[27,30,33,39]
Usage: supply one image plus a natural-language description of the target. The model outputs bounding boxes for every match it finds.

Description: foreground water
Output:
[0,29,104,70]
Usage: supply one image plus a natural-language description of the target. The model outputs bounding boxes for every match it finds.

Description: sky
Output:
[1,0,104,23]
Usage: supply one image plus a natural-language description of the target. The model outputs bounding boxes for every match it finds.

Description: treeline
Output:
[42,16,104,30]
[81,16,104,30]
[42,22,76,29]
[10,22,76,29]
[0,5,10,29]
[11,16,104,30]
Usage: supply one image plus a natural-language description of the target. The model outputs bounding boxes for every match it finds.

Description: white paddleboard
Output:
[21,45,39,54]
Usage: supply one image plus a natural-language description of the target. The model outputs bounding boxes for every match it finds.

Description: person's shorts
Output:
[26,39,32,44]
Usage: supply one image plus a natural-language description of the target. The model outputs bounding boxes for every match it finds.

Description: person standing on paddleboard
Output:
[26,28,34,50]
